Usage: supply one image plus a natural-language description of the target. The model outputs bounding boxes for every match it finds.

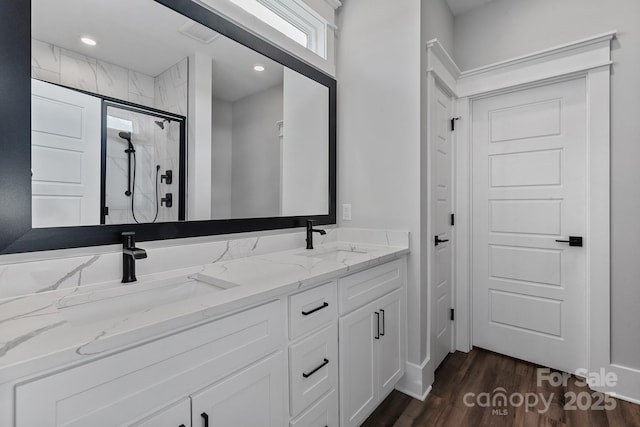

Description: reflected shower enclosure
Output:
[102,102,185,224]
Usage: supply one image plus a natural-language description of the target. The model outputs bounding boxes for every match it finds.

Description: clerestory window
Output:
[226,0,328,58]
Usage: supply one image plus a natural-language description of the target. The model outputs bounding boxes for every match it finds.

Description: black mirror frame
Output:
[0,0,336,255]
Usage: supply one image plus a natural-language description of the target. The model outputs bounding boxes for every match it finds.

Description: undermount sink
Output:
[56,273,238,325]
[296,247,370,262]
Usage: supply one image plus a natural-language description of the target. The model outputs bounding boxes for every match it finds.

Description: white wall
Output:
[336,0,428,393]
[230,84,283,218]
[281,68,329,216]
[211,97,233,219]
[453,0,640,370]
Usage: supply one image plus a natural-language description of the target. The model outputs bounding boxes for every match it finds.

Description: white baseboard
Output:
[394,358,434,401]
[592,363,640,404]
[396,383,432,401]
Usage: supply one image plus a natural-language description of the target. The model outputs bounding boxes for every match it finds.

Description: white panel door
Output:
[31,79,101,227]
[190,351,286,427]
[431,83,454,369]
[472,77,588,373]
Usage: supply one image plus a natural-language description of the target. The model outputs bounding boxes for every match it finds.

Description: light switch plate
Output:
[342,204,352,221]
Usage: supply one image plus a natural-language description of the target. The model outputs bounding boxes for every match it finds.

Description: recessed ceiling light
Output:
[81,37,97,46]
[253,64,265,72]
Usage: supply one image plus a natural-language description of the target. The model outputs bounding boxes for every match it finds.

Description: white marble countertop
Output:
[0,238,408,384]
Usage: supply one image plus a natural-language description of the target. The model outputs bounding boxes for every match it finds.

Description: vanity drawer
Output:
[289,281,337,340]
[15,300,283,427]
[338,259,403,315]
[289,323,338,417]
[290,389,338,427]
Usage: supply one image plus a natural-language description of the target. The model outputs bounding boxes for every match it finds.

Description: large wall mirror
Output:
[0,0,335,254]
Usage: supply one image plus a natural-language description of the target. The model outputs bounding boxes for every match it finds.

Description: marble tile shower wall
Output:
[154,58,188,116]
[31,39,156,108]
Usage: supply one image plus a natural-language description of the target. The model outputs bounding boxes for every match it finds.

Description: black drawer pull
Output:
[302,358,329,378]
[179,425,186,427]
[374,311,380,339]
[201,412,209,427]
[380,309,385,336]
[435,235,449,246]
[302,302,329,316]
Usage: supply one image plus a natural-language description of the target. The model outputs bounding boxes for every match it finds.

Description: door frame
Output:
[429,31,623,399]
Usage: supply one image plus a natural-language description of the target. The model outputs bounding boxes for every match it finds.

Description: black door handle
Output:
[302,358,330,378]
[302,302,329,316]
[435,236,449,246]
[374,311,380,339]
[555,236,583,247]
[201,412,209,427]
[380,309,385,336]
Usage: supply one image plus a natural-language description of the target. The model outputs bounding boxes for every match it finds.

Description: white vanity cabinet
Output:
[14,300,284,427]
[338,260,406,427]
[9,256,407,427]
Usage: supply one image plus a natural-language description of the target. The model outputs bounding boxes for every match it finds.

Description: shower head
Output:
[154,119,170,130]
[118,131,131,142]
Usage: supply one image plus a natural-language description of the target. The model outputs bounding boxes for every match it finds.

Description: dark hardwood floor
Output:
[362,348,640,427]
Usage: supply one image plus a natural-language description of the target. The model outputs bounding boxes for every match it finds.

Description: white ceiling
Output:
[32,0,283,102]
[446,0,496,16]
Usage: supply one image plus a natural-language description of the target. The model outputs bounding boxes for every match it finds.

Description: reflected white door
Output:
[431,83,454,369]
[31,79,101,227]
[472,77,588,373]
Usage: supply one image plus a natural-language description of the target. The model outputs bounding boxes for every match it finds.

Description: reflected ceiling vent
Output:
[179,21,220,44]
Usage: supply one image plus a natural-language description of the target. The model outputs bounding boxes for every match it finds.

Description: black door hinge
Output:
[450,117,461,131]
[450,308,455,321]
[450,213,455,226]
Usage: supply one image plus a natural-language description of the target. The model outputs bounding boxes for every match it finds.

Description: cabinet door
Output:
[191,351,285,427]
[338,300,378,427]
[130,398,190,427]
[378,288,405,398]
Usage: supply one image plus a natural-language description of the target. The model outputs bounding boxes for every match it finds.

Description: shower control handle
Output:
[161,193,173,208]
[161,170,173,185]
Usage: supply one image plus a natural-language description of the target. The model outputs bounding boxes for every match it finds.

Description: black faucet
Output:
[306,220,326,250]
[122,232,147,283]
